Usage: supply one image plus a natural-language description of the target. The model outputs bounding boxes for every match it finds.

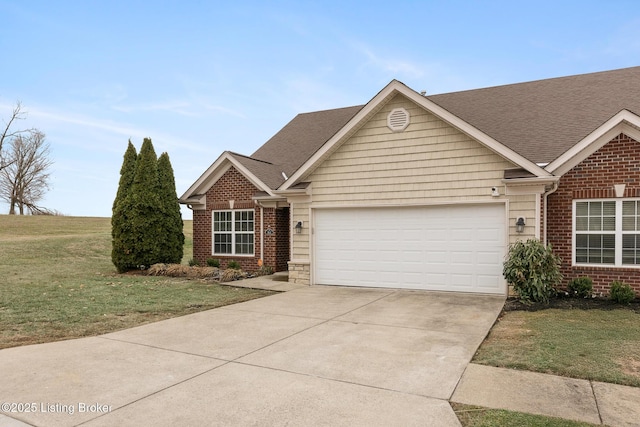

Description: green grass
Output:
[0,215,274,349]
[453,404,599,427]
[474,308,640,387]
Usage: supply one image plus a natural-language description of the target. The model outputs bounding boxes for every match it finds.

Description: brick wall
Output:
[192,166,290,272]
[262,207,290,272]
[546,133,640,295]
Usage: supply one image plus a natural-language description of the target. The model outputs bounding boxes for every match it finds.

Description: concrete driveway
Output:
[0,285,504,427]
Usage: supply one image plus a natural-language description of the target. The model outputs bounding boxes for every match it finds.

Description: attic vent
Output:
[387,108,410,132]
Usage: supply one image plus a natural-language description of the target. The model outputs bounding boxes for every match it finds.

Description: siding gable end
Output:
[308,94,520,205]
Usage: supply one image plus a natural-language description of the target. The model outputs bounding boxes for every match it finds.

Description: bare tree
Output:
[0,102,34,172]
[0,130,53,214]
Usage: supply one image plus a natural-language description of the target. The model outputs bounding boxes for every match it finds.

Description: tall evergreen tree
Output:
[157,152,184,264]
[124,137,164,268]
[111,141,138,272]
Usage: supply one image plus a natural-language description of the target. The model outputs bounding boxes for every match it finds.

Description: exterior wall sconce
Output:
[295,221,303,234]
[515,217,526,233]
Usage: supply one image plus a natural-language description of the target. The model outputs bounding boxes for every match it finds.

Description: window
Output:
[213,210,254,256]
[573,199,640,267]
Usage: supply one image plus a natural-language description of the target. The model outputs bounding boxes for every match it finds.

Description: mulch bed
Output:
[504,295,640,313]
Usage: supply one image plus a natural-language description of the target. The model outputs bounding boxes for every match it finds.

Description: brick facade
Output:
[192,167,290,272]
[546,133,640,295]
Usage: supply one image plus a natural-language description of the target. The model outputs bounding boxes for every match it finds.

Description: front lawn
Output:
[473,305,640,387]
[0,215,275,349]
[453,404,599,427]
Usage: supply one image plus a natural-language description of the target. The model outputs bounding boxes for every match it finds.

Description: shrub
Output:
[503,239,562,303]
[254,265,274,276]
[567,277,593,298]
[188,258,199,267]
[206,258,220,268]
[221,268,247,282]
[609,281,635,304]
[227,260,241,270]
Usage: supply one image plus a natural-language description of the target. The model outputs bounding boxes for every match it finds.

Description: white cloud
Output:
[350,41,426,80]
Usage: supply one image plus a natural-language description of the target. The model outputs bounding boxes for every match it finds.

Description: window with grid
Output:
[622,200,640,265]
[212,210,254,256]
[573,199,640,267]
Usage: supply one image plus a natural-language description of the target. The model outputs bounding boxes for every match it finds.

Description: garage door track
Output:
[0,285,504,427]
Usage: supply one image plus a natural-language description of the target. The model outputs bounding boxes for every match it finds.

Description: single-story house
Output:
[180,66,640,296]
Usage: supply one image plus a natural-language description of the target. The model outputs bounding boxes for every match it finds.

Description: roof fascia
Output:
[547,110,640,176]
[501,176,560,185]
[179,151,275,200]
[280,80,550,190]
[279,81,403,190]
[273,187,311,196]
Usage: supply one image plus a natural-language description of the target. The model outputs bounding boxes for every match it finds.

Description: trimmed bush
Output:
[206,258,220,268]
[188,258,200,267]
[567,277,593,298]
[227,260,241,270]
[503,239,562,303]
[610,281,635,304]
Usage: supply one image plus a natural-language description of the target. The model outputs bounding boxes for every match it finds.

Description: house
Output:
[180,66,640,296]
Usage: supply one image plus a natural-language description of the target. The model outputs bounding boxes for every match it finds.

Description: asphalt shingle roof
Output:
[243,105,363,189]
[232,66,640,190]
[427,66,640,164]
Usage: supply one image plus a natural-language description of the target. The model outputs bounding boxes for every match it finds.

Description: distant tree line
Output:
[111,138,184,272]
[0,102,53,214]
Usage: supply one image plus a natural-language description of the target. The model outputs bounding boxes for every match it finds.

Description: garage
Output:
[313,204,506,294]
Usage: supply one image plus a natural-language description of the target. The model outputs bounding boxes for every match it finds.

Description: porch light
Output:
[515,217,526,233]
[295,221,303,234]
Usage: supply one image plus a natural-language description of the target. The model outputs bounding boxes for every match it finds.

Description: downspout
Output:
[543,181,559,245]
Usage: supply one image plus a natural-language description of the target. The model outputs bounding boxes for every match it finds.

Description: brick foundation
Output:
[546,133,640,295]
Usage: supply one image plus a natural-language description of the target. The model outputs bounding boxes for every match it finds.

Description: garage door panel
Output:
[314,205,505,294]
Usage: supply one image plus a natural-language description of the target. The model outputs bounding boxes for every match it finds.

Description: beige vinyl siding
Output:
[291,202,310,259]
[308,94,517,205]
[508,194,538,243]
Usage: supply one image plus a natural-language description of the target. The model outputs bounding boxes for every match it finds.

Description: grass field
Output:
[0,215,274,349]
[453,404,599,427]
[474,308,640,387]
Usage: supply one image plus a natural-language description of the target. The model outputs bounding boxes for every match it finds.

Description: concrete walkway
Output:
[453,363,640,427]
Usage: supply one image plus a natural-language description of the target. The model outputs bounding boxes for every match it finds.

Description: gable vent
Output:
[387,108,410,132]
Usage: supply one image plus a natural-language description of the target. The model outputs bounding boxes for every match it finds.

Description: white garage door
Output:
[314,204,506,294]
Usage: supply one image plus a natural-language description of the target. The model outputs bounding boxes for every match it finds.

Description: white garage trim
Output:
[312,203,507,294]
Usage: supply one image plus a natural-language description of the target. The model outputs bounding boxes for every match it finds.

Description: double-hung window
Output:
[213,210,254,256]
[573,199,640,267]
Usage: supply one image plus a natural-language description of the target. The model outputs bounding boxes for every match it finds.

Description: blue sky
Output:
[1,0,639,218]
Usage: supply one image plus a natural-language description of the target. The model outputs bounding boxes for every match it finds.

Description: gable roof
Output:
[427,66,640,164]
[181,66,640,202]
[179,105,363,203]
[250,105,364,183]
[281,79,553,190]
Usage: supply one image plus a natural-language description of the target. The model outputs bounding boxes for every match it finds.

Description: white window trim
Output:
[212,209,255,257]
[572,198,640,268]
